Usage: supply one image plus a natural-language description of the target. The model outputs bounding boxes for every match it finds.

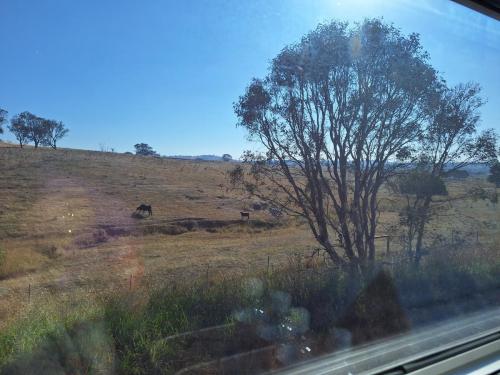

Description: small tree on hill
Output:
[222,154,232,161]
[0,108,7,135]
[8,114,31,147]
[16,111,47,148]
[134,143,157,156]
[42,119,68,149]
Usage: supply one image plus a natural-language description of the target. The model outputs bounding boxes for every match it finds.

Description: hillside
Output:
[1,145,499,331]
[0,145,317,328]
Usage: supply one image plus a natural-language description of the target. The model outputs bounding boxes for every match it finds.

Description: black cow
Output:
[136,204,153,216]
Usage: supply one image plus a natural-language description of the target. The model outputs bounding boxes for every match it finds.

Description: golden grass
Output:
[0,144,498,330]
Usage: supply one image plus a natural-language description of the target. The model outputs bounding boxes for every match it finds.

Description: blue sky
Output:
[0,0,499,156]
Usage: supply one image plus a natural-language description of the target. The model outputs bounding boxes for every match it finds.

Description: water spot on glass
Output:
[286,307,310,334]
[242,277,264,299]
[256,323,280,341]
[270,290,291,313]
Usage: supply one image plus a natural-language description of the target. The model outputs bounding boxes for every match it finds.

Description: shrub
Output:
[74,230,109,249]
[36,244,59,259]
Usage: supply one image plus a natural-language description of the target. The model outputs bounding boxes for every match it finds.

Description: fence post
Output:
[129,275,132,290]
[206,263,210,285]
[386,237,390,255]
[28,284,31,303]
[267,255,270,275]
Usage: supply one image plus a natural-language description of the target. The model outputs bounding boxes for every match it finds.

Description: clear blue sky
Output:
[0,0,499,156]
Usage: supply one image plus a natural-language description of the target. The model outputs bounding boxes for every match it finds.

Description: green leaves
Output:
[397,170,447,198]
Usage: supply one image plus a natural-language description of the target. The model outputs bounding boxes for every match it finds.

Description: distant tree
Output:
[42,119,68,149]
[397,170,448,198]
[399,83,497,263]
[134,143,157,156]
[488,161,500,187]
[391,170,448,259]
[222,154,232,161]
[8,114,31,147]
[234,19,439,273]
[19,112,47,148]
[0,108,7,135]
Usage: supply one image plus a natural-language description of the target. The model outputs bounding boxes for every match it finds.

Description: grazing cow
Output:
[136,204,153,216]
[240,211,250,221]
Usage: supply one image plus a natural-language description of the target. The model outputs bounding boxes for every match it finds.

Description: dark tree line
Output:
[233,19,498,274]
[5,111,68,149]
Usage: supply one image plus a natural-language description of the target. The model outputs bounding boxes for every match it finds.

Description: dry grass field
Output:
[0,144,319,329]
[0,143,498,331]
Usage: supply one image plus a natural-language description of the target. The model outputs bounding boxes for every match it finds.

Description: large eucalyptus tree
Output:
[235,19,439,273]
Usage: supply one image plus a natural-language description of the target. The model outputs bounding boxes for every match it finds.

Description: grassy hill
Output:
[0,145,319,328]
[0,144,498,326]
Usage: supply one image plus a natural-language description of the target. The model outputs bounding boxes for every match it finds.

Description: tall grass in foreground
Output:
[1,254,499,374]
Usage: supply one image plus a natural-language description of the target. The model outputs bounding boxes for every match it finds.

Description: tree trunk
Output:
[414,196,432,264]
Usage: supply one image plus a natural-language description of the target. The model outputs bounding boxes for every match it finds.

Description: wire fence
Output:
[15,226,490,308]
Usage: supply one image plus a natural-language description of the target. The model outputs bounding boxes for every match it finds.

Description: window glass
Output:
[0,1,498,373]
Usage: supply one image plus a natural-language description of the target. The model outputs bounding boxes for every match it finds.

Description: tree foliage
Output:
[23,112,46,148]
[8,113,31,148]
[42,119,69,149]
[418,83,496,174]
[134,143,158,156]
[8,112,68,148]
[234,19,439,271]
[397,170,447,198]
